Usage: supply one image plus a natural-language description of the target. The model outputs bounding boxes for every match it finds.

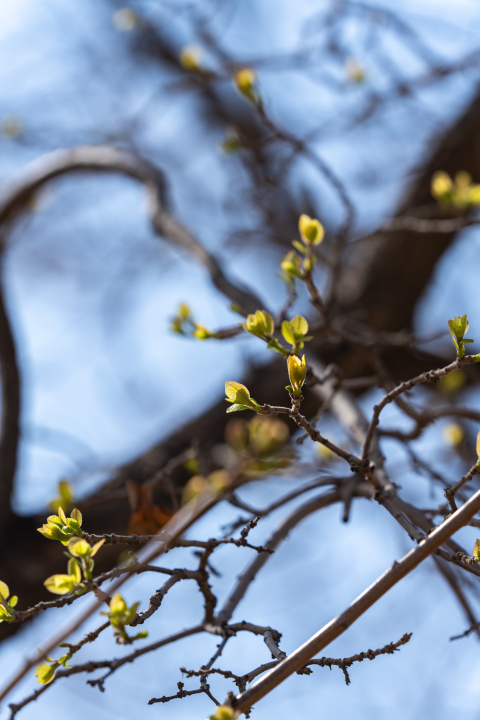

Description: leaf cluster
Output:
[171,303,218,340]
[281,214,324,284]
[0,581,18,624]
[431,171,480,211]
[182,469,231,504]
[43,536,105,596]
[37,506,83,545]
[225,416,293,476]
[448,314,474,359]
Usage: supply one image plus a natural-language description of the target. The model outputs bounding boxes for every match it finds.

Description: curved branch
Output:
[0,145,262,314]
[0,144,264,531]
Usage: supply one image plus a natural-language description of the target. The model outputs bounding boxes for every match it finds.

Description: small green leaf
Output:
[70,508,82,525]
[58,506,67,524]
[67,538,91,558]
[57,654,72,668]
[65,518,81,534]
[229,304,244,316]
[0,605,12,621]
[68,558,82,585]
[44,574,76,596]
[281,321,295,345]
[35,663,56,685]
[290,315,308,339]
[292,240,306,254]
[225,381,252,404]
[0,581,9,601]
[225,381,260,411]
[90,539,105,557]
[226,403,252,413]
[109,593,127,615]
[280,251,303,281]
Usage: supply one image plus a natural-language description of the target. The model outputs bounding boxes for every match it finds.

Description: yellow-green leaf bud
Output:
[443,422,464,447]
[110,593,128,615]
[287,354,307,395]
[431,171,453,200]
[243,310,274,339]
[298,214,324,246]
[233,68,258,102]
[280,250,303,281]
[180,45,203,72]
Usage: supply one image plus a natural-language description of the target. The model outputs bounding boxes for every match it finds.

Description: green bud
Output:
[192,324,214,340]
[473,539,480,563]
[233,68,258,103]
[298,214,324,246]
[287,354,307,395]
[110,593,127,615]
[241,310,274,340]
[179,45,203,72]
[280,251,303,282]
[447,314,475,358]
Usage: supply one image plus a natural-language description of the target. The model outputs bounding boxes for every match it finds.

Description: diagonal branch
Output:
[233,486,480,715]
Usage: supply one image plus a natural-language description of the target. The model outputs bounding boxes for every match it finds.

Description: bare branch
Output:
[234,486,480,714]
